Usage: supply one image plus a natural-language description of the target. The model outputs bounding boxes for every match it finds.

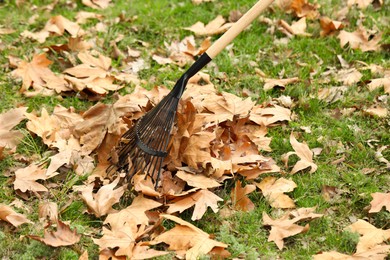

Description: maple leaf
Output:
[29,220,81,247]
[0,204,33,227]
[369,192,390,213]
[347,0,374,9]
[181,131,216,168]
[314,245,390,259]
[104,195,162,227]
[278,18,311,37]
[231,180,256,212]
[184,15,232,36]
[367,77,390,94]
[13,163,48,193]
[79,177,126,217]
[0,107,27,151]
[38,201,58,223]
[152,214,228,260]
[335,68,362,86]
[338,27,382,52]
[175,171,221,189]
[364,105,388,118]
[250,104,292,126]
[11,53,70,94]
[44,15,85,37]
[290,0,320,19]
[256,177,297,208]
[263,207,323,250]
[167,189,223,220]
[82,0,111,9]
[282,133,318,174]
[346,219,390,253]
[319,17,344,37]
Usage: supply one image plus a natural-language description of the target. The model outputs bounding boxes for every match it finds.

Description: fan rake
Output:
[108,0,275,187]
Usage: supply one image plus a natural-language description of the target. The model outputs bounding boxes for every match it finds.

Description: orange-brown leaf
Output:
[231,180,256,212]
[256,177,296,208]
[0,204,33,227]
[369,192,390,213]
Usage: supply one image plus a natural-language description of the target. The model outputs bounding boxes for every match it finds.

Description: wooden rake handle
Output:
[206,0,275,59]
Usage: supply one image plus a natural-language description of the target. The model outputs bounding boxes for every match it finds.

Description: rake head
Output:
[108,53,211,187]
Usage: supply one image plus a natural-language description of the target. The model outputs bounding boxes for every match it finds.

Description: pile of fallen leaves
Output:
[1,0,389,259]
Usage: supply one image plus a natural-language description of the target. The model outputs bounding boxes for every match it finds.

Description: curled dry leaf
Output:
[184,15,232,36]
[167,189,223,221]
[263,207,323,250]
[249,104,292,126]
[278,18,311,37]
[364,105,388,118]
[369,192,390,213]
[79,177,126,217]
[338,27,382,52]
[256,176,296,208]
[282,133,318,174]
[175,171,221,189]
[262,76,299,91]
[29,220,81,247]
[231,180,256,212]
[0,204,33,227]
[38,201,58,223]
[290,0,320,19]
[82,0,111,9]
[320,17,344,37]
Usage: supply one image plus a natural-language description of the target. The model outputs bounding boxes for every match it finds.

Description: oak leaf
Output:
[338,27,382,52]
[184,15,232,36]
[231,180,256,212]
[263,207,323,250]
[346,219,390,253]
[256,177,297,208]
[369,192,390,213]
[282,133,318,174]
[167,189,223,220]
[0,204,33,227]
[79,177,126,217]
[29,220,81,247]
[13,163,48,193]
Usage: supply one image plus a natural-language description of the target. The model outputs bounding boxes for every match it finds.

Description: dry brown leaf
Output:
[338,27,382,52]
[256,177,296,208]
[167,189,223,220]
[181,131,215,168]
[175,171,221,189]
[11,53,70,94]
[82,0,111,9]
[290,0,320,19]
[152,214,228,260]
[0,28,15,34]
[263,207,323,250]
[38,201,58,223]
[369,192,390,213]
[346,219,390,253]
[29,220,81,247]
[314,245,390,259]
[44,15,85,37]
[79,177,126,217]
[104,195,162,227]
[282,133,318,174]
[184,15,232,36]
[320,17,344,37]
[13,163,48,193]
[367,78,390,93]
[0,204,33,227]
[76,11,104,24]
[364,105,388,118]
[250,104,291,126]
[262,77,299,91]
[336,68,362,86]
[231,180,256,212]
[347,0,374,9]
[0,107,27,151]
[278,18,311,37]
[317,86,348,103]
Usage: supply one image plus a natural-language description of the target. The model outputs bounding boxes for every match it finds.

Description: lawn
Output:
[0,0,389,259]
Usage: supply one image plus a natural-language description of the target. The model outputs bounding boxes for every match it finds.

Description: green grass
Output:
[0,0,389,259]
